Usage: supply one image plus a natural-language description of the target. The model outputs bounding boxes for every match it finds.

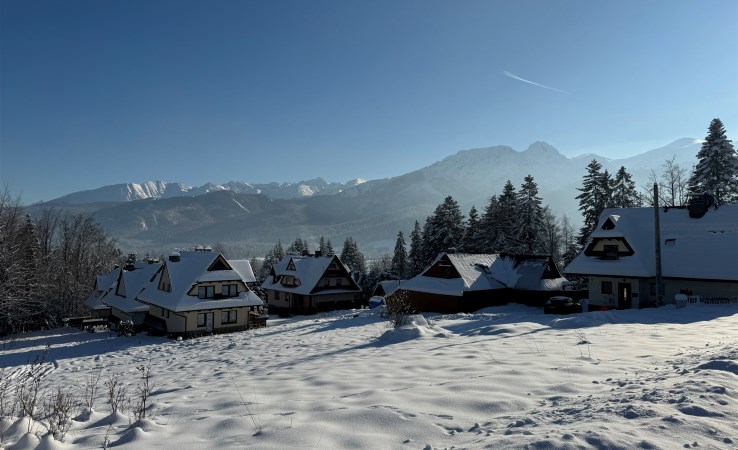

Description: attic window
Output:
[603,245,619,260]
[208,258,229,271]
[601,218,617,230]
[286,259,296,271]
[665,238,676,247]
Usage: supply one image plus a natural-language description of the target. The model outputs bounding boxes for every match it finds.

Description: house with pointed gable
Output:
[85,267,121,319]
[396,252,569,313]
[136,249,265,338]
[102,261,162,326]
[261,253,362,315]
[565,204,738,309]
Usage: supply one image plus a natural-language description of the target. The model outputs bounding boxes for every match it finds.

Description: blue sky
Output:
[1,0,736,204]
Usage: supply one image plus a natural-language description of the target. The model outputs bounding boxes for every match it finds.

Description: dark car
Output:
[544,296,582,314]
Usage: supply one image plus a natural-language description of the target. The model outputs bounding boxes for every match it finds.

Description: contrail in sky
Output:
[503,70,569,94]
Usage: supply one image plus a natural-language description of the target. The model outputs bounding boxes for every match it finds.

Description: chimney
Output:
[169,252,181,262]
[315,250,322,257]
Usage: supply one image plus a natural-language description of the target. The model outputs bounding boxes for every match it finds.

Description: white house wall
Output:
[588,276,738,309]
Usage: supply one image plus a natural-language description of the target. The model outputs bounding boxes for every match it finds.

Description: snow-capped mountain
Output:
[45,178,366,205]
[30,139,698,255]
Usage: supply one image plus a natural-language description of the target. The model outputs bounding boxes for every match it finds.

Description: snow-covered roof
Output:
[228,259,256,283]
[102,263,161,313]
[85,267,121,310]
[400,253,567,296]
[137,251,263,312]
[400,254,508,297]
[515,257,568,291]
[375,280,402,297]
[565,204,738,280]
[261,254,361,295]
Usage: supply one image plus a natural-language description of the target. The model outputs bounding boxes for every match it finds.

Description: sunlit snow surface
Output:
[1,303,736,449]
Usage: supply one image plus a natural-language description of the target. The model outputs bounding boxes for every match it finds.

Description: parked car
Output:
[544,296,582,314]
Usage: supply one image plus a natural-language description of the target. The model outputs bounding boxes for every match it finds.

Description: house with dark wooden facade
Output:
[261,253,362,315]
[395,252,569,313]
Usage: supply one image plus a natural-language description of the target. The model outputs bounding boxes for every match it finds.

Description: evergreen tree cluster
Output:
[689,118,738,206]
[576,161,642,245]
[0,188,121,334]
[392,175,581,278]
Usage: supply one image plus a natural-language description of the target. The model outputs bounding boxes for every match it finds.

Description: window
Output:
[336,279,342,287]
[221,284,237,297]
[221,310,237,324]
[324,279,330,287]
[603,245,619,259]
[198,285,215,299]
[601,281,612,295]
[197,313,206,327]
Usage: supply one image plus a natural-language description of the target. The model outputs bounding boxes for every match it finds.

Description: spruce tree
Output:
[326,239,335,256]
[287,238,308,255]
[516,175,545,254]
[689,118,738,205]
[496,181,519,253]
[479,195,500,253]
[390,231,409,278]
[408,221,424,276]
[576,160,609,246]
[611,166,642,208]
[421,195,465,265]
[258,241,284,282]
[340,237,366,274]
[461,205,483,253]
[318,236,327,254]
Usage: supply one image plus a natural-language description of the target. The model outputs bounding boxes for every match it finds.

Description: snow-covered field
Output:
[1,303,737,449]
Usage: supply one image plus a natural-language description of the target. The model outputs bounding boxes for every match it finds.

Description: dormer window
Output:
[198,285,215,299]
[603,245,619,260]
[281,275,300,287]
[221,284,238,297]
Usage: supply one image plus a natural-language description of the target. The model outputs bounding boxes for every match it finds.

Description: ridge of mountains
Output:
[45,178,368,205]
[30,138,700,256]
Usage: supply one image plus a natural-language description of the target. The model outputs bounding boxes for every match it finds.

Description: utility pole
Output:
[654,183,663,306]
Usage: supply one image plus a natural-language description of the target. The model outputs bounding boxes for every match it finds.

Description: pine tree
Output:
[479,195,500,253]
[611,166,642,208]
[258,241,284,282]
[496,181,519,253]
[340,237,366,274]
[516,175,545,254]
[390,231,409,278]
[318,236,327,254]
[461,205,483,253]
[689,118,738,205]
[408,221,424,276]
[326,239,335,256]
[421,195,465,265]
[287,238,308,255]
[576,160,609,246]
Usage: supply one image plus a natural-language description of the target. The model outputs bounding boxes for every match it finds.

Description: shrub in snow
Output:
[43,387,78,441]
[384,291,416,328]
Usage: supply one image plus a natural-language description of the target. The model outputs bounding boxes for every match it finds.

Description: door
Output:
[205,312,214,332]
[617,283,632,309]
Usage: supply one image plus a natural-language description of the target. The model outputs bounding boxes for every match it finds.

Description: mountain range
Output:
[29,138,700,257]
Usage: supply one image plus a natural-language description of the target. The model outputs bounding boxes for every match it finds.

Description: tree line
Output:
[0,188,121,334]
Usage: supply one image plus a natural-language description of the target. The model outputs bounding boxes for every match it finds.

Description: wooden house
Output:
[261,253,362,315]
